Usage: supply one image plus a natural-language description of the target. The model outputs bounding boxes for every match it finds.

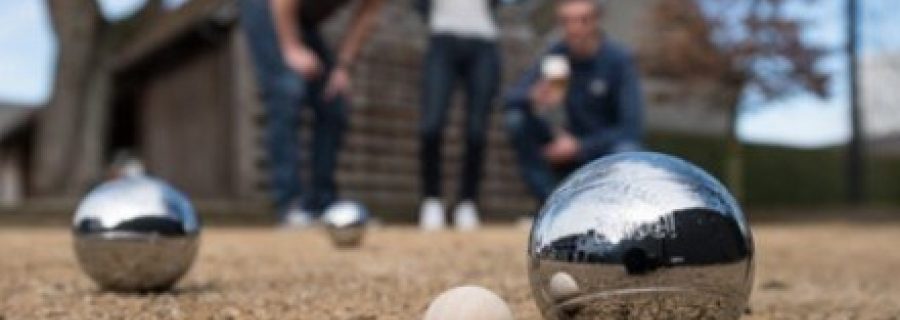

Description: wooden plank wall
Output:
[132,0,543,219]
[139,43,237,199]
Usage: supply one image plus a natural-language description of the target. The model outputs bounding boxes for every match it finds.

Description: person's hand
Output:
[283,45,321,79]
[324,66,351,101]
[530,80,566,112]
[544,131,581,166]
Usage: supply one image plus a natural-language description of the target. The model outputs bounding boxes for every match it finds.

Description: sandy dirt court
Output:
[2,222,900,319]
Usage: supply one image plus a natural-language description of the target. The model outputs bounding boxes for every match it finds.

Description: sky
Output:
[0,0,188,105]
[0,0,897,149]
[0,1,54,105]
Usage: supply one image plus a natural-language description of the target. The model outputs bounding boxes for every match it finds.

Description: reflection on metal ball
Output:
[528,152,754,319]
[548,272,581,301]
[72,173,200,292]
[321,200,369,248]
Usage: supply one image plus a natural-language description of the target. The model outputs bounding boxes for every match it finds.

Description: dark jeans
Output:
[504,108,640,202]
[239,0,347,214]
[420,35,500,201]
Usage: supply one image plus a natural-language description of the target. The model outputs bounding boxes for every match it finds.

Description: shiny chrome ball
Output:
[528,152,754,319]
[72,175,200,292]
[321,200,369,248]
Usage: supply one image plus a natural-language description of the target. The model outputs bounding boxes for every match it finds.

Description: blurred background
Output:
[1,0,898,222]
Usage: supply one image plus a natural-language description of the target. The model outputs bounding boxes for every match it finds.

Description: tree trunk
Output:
[719,80,745,202]
[32,0,109,196]
[725,102,744,202]
[846,0,865,204]
[70,55,113,194]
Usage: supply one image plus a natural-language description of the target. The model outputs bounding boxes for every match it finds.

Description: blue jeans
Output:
[504,108,640,202]
[420,35,500,201]
[239,0,347,214]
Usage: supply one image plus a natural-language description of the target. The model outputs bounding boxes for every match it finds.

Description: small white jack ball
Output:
[423,286,514,320]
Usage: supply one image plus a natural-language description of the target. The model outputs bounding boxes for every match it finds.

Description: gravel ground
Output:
[2,222,900,319]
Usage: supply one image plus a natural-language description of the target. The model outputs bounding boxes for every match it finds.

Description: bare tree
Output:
[33,0,107,196]
[641,0,830,199]
[34,0,162,196]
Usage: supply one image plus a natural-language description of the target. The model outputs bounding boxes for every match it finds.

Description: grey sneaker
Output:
[280,205,315,229]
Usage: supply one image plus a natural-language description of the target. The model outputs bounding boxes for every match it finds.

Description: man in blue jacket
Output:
[505,0,644,202]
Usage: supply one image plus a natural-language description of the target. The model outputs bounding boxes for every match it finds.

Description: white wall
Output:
[862,53,900,140]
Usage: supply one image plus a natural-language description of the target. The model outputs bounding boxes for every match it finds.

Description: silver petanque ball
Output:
[321,200,369,248]
[72,173,200,292]
[528,152,754,319]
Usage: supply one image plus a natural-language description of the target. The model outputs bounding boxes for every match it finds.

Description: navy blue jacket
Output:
[506,38,644,161]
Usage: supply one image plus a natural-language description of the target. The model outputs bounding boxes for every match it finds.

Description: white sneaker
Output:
[453,200,480,231]
[419,198,446,231]
[280,205,314,229]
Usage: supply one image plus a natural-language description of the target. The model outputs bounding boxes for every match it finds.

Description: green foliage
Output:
[647,133,900,207]
[867,156,900,206]
[742,145,846,206]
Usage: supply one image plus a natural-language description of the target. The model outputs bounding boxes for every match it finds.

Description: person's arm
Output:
[505,60,542,112]
[337,0,386,69]
[270,0,320,78]
[325,0,386,99]
[507,44,567,112]
[577,53,644,161]
[271,0,302,55]
[511,53,577,165]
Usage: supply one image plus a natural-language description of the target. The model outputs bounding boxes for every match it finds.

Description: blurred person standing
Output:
[239,0,385,226]
[505,0,643,202]
[414,0,502,231]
